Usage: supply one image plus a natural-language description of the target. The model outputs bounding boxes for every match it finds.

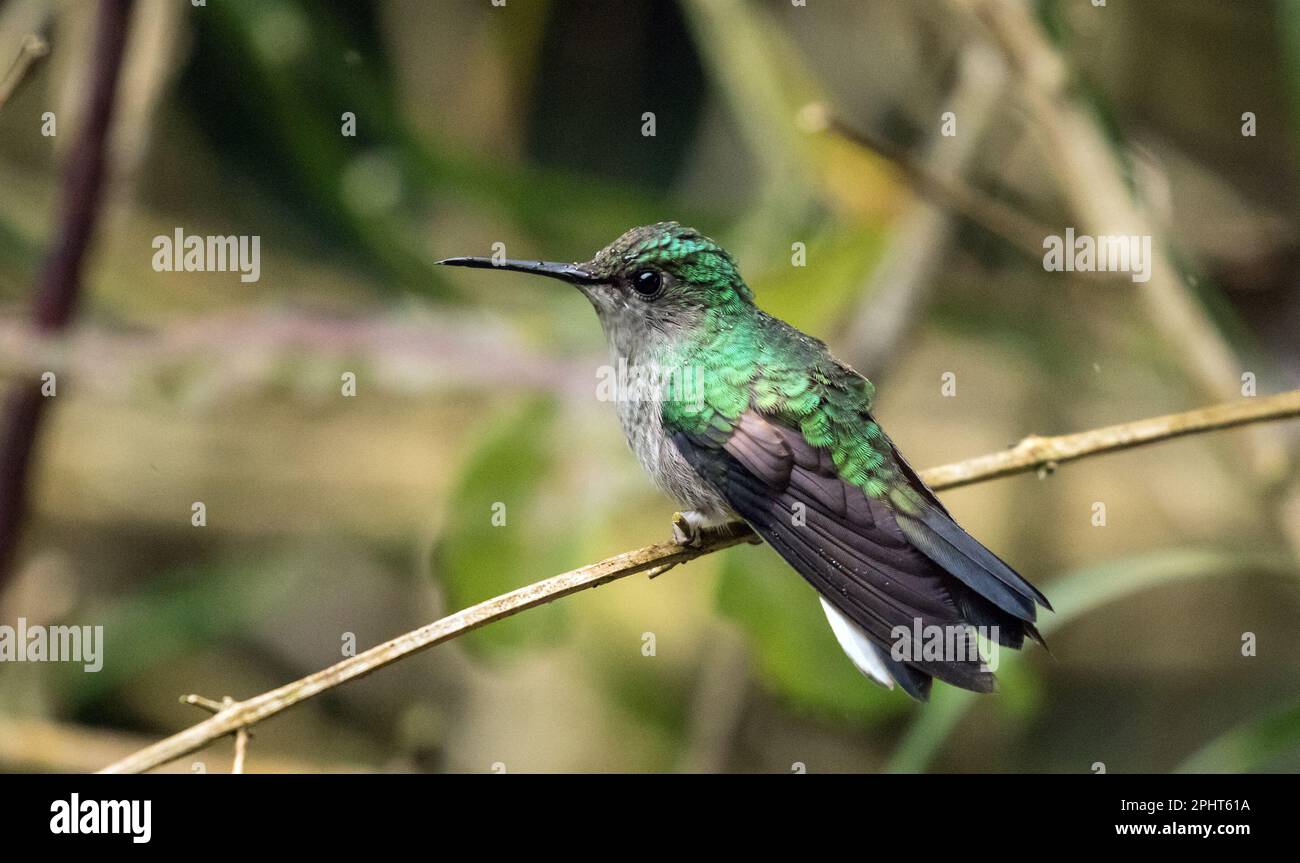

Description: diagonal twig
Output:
[804,102,1061,267]
[0,33,49,112]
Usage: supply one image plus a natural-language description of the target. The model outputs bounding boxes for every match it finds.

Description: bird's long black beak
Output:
[436,257,601,285]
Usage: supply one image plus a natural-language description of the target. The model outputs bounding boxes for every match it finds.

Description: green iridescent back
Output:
[659,304,896,501]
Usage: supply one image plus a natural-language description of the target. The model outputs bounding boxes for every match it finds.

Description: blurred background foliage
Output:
[0,0,1298,773]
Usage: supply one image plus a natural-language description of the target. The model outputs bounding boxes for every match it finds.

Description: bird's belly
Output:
[617,396,731,518]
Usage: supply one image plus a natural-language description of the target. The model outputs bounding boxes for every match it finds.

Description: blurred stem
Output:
[679,0,819,256]
[815,106,1055,269]
[0,33,48,111]
[99,391,1300,774]
[0,0,132,587]
[819,38,1017,377]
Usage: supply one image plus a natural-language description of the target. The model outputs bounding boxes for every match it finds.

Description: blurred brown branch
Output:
[819,40,1012,379]
[0,33,49,111]
[806,102,1059,268]
[99,390,1300,774]
[0,0,132,586]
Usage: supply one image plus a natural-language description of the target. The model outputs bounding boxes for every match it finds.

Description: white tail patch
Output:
[819,598,895,690]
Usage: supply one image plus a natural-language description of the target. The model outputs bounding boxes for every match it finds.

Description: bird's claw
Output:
[671,511,703,547]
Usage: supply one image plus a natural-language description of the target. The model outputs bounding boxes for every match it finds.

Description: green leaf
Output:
[1176,697,1300,773]
[436,397,572,656]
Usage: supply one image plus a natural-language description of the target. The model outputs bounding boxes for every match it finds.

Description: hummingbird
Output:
[439,222,1050,700]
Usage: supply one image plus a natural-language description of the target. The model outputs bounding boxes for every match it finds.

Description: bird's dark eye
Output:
[631,269,663,298]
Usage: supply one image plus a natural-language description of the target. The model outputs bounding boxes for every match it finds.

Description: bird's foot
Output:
[676,512,728,545]
[671,512,702,547]
[671,510,733,547]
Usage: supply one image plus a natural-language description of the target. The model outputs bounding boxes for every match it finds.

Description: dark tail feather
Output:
[895,500,1052,620]
[1025,623,1053,656]
[867,643,934,701]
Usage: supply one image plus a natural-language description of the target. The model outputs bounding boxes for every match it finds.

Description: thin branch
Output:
[0,1,132,586]
[181,694,226,714]
[805,103,1059,266]
[831,39,1010,377]
[100,520,757,775]
[0,33,49,111]
[921,391,1300,490]
[99,390,1300,774]
[228,699,249,775]
[231,728,249,775]
[184,693,249,773]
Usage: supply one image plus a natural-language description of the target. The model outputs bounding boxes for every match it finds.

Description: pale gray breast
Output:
[613,363,729,515]
[598,310,730,516]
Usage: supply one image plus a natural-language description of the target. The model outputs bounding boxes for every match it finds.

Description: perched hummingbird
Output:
[439,223,1050,699]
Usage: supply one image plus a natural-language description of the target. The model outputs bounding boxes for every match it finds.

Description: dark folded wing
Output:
[673,409,1005,695]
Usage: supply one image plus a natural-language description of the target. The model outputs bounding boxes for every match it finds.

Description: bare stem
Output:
[0,1,132,586]
[99,390,1300,774]
[809,105,1062,268]
[0,34,49,112]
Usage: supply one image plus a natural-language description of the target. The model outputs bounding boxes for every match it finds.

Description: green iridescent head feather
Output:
[588,222,754,305]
